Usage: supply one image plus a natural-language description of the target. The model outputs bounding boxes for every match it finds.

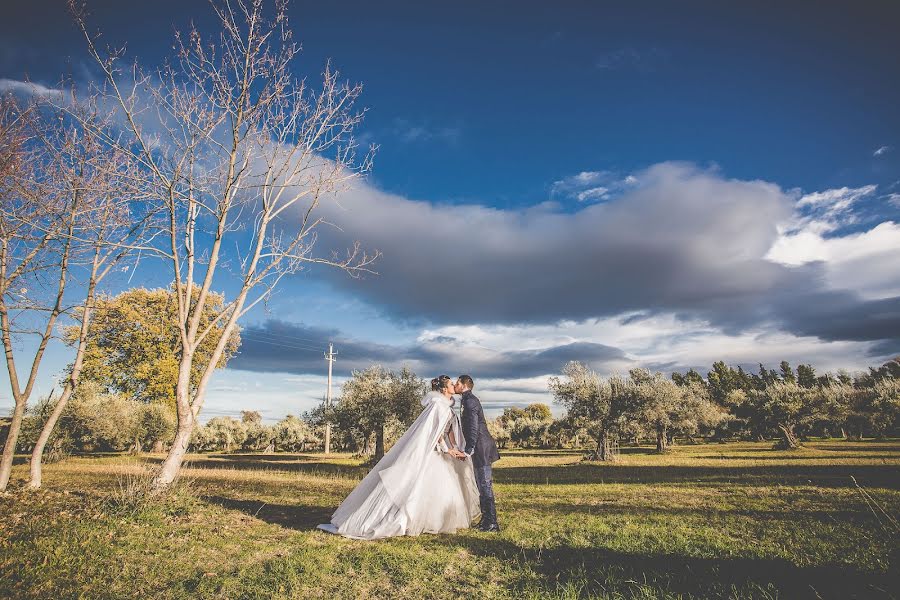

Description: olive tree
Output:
[747,381,815,449]
[273,415,316,452]
[549,361,634,461]
[332,366,425,461]
[630,369,725,453]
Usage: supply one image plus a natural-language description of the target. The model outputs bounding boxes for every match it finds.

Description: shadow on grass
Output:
[495,463,900,489]
[141,454,368,478]
[532,501,877,526]
[445,536,899,600]
[498,449,585,458]
[203,495,333,531]
[694,454,900,461]
[816,443,900,452]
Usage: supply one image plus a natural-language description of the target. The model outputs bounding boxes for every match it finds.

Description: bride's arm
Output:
[435,417,452,452]
[435,412,457,453]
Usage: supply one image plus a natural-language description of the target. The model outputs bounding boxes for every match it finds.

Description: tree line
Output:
[549,358,899,460]
[6,393,320,458]
[5,356,896,463]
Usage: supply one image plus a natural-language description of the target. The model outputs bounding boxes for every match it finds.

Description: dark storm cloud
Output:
[230,320,628,379]
[231,321,400,374]
[312,162,900,349]
[774,290,900,343]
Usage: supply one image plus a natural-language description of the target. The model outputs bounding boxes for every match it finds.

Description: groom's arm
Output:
[463,395,481,457]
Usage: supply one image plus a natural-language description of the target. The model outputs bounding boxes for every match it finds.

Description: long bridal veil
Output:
[318,391,480,539]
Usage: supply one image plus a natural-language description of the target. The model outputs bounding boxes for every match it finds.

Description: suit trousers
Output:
[474,463,497,525]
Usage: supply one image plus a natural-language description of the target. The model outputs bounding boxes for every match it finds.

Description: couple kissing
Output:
[318,375,501,539]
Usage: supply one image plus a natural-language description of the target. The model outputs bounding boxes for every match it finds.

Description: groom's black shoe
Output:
[478,502,500,532]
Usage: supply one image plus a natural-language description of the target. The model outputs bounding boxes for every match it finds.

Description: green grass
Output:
[1,441,898,599]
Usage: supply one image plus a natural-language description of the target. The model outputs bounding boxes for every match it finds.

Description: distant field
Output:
[1,441,898,599]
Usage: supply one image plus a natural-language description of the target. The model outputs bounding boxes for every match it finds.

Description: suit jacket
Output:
[460,390,501,467]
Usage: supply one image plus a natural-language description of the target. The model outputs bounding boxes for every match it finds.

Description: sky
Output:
[1,0,899,421]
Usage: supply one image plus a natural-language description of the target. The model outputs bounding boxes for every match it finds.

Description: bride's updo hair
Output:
[431,374,452,391]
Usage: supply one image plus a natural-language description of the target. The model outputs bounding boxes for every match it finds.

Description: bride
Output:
[317,375,480,539]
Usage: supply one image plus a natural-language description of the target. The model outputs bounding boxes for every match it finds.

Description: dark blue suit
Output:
[460,390,500,528]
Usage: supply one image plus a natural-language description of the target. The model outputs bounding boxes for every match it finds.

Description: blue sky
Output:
[2,0,899,420]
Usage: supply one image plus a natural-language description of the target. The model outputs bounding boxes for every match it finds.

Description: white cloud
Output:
[420,313,886,377]
[873,145,891,157]
[788,184,878,235]
[550,169,639,202]
[0,78,64,99]
[390,118,461,144]
[595,47,667,71]
[767,185,900,300]
[576,186,609,202]
[203,369,343,424]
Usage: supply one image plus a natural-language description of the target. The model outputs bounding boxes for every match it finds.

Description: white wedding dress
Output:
[317,391,480,539]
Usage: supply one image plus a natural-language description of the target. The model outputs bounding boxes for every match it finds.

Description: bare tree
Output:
[0,93,76,491]
[70,0,378,491]
[0,90,146,490]
[26,94,151,488]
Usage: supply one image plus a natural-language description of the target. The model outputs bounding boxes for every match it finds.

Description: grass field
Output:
[1,441,898,599]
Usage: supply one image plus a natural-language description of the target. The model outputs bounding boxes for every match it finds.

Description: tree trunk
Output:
[594,428,615,461]
[30,282,98,488]
[153,413,194,491]
[840,427,848,440]
[27,388,72,488]
[776,424,801,449]
[656,424,668,453]
[0,396,26,490]
[374,425,385,461]
[151,355,195,492]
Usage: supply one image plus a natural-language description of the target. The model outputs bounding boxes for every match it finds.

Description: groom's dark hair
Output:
[458,374,474,390]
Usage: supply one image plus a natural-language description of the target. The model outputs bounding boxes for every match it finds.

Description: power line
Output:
[240,333,327,351]
[240,328,328,345]
[240,339,322,353]
[238,335,323,353]
[239,330,323,347]
[241,337,323,352]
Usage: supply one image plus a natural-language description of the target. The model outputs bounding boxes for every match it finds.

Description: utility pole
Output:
[324,343,337,454]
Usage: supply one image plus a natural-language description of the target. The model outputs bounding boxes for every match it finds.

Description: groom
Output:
[450,375,501,532]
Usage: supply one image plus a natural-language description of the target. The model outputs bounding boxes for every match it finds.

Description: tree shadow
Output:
[816,443,900,452]
[495,463,900,489]
[442,536,898,600]
[499,449,585,458]
[141,454,368,478]
[202,495,333,531]
[695,454,900,461]
[534,501,875,526]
